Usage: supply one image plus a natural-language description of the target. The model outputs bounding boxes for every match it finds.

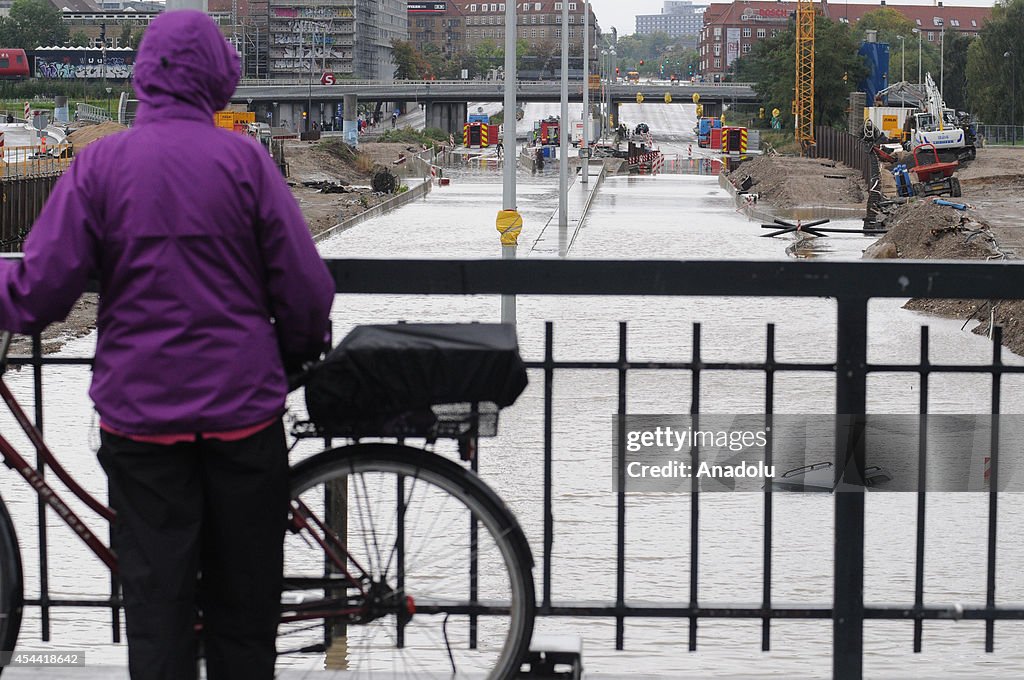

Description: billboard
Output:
[408,1,447,12]
[726,28,741,67]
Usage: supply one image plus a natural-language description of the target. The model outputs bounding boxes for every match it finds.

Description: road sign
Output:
[636,93,645,104]
[692,93,700,104]
[588,75,601,91]
[320,72,336,85]
[664,93,672,103]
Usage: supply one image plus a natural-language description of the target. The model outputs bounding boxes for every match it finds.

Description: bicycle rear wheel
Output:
[0,494,24,675]
[282,444,534,679]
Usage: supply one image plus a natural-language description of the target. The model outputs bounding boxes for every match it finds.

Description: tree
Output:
[736,17,868,131]
[966,0,1024,124]
[940,31,973,112]
[68,30,91,47]
[391,39,428,80]
[2,0,69,49]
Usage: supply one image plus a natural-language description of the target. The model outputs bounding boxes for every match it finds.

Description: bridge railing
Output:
[235,78,759,90]
[5,258,1024,679]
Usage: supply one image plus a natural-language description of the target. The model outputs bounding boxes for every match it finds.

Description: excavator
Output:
[902,74,976,161]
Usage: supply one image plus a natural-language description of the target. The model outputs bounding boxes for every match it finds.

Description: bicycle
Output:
[0,323,535,678]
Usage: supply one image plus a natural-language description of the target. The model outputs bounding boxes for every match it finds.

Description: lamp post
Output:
[582,0,590,186]
[600,49,608,138]
[912,28,921,85]
[558,0,569,252]
[897,35,905,83]
[1005,51,1017,146]
[939,18,945,99]
[307,23,315,133]
[497,0,520,324]
[105,86,112,120]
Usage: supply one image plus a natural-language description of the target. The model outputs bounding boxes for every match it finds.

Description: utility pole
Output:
[1006,51,1017,146]
[497,0,521,323]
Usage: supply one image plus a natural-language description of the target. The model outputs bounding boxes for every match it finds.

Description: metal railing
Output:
[975,124,1023,146]
[1,144,73,179]
[6,257,1024,680]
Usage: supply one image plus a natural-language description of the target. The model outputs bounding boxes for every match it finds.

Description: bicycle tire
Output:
[282,444,534,679]
[0,494,24,676]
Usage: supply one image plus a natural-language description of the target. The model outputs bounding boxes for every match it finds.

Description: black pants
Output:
[98,420,289,680]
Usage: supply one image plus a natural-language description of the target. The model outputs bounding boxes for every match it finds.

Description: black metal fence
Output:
[0,174,62,252]
[7,258,1024,680]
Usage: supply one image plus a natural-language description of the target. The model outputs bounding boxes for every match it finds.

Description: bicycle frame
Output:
[0,332,118,572]
[0,330,373,626]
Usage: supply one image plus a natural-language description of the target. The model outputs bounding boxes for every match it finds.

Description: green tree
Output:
[939,31,973,112]
[3,0,69,49]
[736,17,868,131]
[966,0,1024,125]
[391,39,428,79]
[469,40,503,77]
[68,30,90,47]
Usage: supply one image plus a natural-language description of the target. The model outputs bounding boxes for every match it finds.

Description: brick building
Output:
[408,1,466,57]
[697,0,992,80]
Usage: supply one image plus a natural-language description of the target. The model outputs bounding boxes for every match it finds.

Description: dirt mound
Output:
[867,199,1023,352]
[726,155,866,208]
[864,200,1000,260]
[66,121,128,150]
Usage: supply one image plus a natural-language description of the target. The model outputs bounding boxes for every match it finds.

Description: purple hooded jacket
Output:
[0,10,335,435]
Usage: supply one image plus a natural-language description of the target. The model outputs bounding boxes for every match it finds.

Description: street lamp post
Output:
[912,28,921,85]
[897,35,905,83]
[1005,51,1017,146]
[105,86,112,120]
[582,0,590,186]
[939,18,945,99]
[498,0,520,324]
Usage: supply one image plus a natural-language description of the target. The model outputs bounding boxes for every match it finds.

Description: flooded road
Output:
[2,103,1023,677]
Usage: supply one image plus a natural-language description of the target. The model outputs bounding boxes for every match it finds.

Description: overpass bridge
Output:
[230,79,759,135]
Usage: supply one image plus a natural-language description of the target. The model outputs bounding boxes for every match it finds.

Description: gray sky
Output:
[587,0,996,36]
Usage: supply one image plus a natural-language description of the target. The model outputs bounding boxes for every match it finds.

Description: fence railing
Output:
[1,144,73,179]
[6,258,1024,680]
[975,124,1023,146]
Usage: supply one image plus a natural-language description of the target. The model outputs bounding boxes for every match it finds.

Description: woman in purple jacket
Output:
[0,11,334,680]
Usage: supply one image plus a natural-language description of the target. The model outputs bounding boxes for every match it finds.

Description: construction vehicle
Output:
[909,143,962,198]
[906,74,975,161]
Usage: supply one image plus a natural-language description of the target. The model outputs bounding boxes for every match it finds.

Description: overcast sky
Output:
[587,0,996,36]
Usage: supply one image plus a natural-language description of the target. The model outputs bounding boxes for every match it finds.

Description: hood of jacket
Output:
[133,10,240,121]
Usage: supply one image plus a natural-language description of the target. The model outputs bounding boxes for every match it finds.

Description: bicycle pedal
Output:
[519,633,584,679]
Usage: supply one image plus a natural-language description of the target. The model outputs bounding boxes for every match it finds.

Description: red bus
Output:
[0,49,29,80]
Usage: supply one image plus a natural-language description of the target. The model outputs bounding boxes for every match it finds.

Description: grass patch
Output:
[377,127,449,146]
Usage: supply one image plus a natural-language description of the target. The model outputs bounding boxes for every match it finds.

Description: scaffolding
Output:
[794,0,815,152]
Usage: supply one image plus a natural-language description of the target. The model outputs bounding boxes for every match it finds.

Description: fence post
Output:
[834,296,868,680]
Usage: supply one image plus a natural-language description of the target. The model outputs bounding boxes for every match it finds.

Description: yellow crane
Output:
[794,0,815,152]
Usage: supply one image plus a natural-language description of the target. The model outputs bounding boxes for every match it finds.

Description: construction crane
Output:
[794,0,815,152]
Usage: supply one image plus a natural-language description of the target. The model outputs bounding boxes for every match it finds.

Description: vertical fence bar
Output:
[615,322,627,650]
[543,322,554,611]
[913,327,929,653]
[762,324,775,651]
[30,333,50,640]
[689,323,701,651]
[986,326,1002,652]
[834,297,868,680]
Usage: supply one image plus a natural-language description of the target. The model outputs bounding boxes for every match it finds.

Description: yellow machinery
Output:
[794,0,815,152]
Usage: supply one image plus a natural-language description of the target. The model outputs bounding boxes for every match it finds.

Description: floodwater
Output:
[2,103,1024,677]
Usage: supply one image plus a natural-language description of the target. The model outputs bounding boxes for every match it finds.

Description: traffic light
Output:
[688,64,694,75]
[615,67,619,75]
[639,60,645,66]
